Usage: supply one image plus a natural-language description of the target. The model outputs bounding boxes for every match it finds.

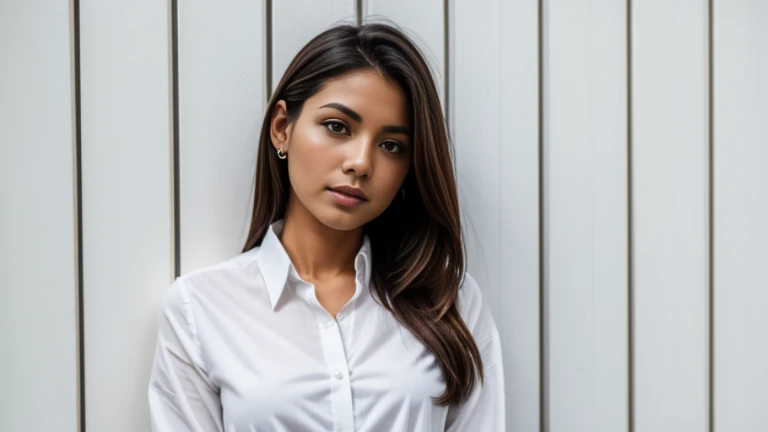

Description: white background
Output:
[1,0,766,431]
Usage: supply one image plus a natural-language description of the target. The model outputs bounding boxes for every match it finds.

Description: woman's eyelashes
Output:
[321,120,405,154]
[324,120,348,135]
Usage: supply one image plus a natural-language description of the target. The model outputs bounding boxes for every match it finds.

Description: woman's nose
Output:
[342,137,373,178]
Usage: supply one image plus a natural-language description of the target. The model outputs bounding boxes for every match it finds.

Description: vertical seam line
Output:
[626,0,634,431]
[356,0,363,26]
[708,0,715,430]
[171,0,180,279]
[266,0,273,103]
[71,0,84,429]
[538,0,547,431]
[444,0,450,130]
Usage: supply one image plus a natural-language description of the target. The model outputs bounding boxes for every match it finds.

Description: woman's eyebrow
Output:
[318,102,411,136]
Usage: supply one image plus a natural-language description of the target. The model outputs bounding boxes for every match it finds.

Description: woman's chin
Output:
[316,209,372,232]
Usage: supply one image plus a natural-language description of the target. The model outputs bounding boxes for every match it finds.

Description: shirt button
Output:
[333,370,343,380]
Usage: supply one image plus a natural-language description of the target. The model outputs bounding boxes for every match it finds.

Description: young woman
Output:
[148,22,505,431]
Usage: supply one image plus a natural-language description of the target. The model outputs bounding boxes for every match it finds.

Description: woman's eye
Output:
[380,141,403,153]
[324,120,403,154]
[324,121,348,135]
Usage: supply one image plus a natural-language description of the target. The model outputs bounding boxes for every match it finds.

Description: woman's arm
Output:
[147,277,224,432]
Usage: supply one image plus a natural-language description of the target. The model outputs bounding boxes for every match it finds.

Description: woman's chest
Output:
[203,301,447,429]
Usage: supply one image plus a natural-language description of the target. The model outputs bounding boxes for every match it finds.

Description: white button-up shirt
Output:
[148,218,505,431]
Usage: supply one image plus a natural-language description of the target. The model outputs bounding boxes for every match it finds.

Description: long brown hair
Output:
[241,22,483,407]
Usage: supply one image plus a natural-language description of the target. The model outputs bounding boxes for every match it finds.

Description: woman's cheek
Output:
[303,124,332,149]
[287,148,331,205]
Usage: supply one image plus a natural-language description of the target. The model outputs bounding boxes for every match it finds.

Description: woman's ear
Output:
[270,100,292,151]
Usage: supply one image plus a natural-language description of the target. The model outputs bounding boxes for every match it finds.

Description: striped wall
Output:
[1,1,766,431]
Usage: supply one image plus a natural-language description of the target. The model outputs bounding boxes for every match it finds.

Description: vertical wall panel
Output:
[714,1,768,431]
[178,1,265,274]
[271,0,355,94]
[453,0,540,430]
[80,1,174,430]
[632,0,710,430]
[0,2,79,431]
[364,0,446,115]
[544,0,629,430]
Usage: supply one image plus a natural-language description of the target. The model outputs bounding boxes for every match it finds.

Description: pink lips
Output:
[328,189,366,207]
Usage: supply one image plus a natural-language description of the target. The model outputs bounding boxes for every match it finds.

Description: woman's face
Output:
[271,69,413,231]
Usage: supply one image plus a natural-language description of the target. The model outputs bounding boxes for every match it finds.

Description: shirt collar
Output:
[256,218,372,310]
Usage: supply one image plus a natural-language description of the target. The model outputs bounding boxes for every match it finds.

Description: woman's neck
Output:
[279,192,363,282]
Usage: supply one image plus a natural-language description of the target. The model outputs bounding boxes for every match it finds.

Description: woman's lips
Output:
[327,189,366,207]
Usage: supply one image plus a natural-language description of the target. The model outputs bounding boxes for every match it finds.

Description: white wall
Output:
[633,1,710,429]
[0,2,79,431]
[713,1,768,430]
[543,1,628,430]
[78,1,175,430]
[2,1,767,431]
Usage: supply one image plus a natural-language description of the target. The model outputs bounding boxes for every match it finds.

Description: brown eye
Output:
[380,141,404,154]
[324,121,348,135]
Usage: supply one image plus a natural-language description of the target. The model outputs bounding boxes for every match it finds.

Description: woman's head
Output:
[248,23,450,233]
[243,23,484,407]
[271,68,413,231]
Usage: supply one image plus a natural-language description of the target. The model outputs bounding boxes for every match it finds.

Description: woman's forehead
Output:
[308,71,411,124]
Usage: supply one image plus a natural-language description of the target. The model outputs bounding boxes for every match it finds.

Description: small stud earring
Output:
[400,188,406,201]
[277,146,287,159]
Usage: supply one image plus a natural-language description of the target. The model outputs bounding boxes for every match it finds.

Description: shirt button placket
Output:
[319,316,355,432]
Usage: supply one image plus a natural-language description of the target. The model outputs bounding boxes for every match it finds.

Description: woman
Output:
[148,22,505,431]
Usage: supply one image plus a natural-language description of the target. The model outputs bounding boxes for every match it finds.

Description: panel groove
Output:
[171,0,180,279]
[707,0,714,429]
[538,0,546,431]
[71,0,85,429]
[443,0,450,133]
[266,0,273,102]
[356,0,363,26]
[626,1,634,431]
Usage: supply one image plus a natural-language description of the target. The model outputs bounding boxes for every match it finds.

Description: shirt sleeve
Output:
[445,272,506,432]
[148,277,224,432]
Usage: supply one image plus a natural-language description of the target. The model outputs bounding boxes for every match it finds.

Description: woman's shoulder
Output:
[456,271,497,345]
[457,271,483,312]
[171,247,263,298]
